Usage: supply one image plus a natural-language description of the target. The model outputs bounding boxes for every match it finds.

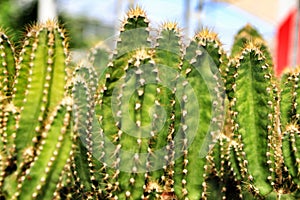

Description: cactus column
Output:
[0,20,72,199]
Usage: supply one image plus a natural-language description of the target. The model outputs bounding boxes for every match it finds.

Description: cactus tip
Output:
[195,28,221,44]
[162,22,180,32]
[196,28,217,38]
[127,5,147,18]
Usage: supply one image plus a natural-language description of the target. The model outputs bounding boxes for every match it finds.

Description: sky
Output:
[57,0,275,51]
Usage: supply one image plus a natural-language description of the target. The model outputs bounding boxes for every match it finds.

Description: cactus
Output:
[0,29,16,99]
[220,39,299,199]
[0,29,17,197]
[13,99,73,199]
[282,123,300,193]
[280,68,300,197]
[0,21,73,199]
[71,61,105,199]
[280,69,300,128]
[173,29,226,199]
[230,43,275,197]
[13,21,68,155]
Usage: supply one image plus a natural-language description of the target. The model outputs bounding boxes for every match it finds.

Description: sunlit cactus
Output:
[13,99,73,200]
[12,21,69,157]
[280,68,300,198]
[0,29,17,196]
[222,39,300,199]
[0,29,16,99]
[0,21,73,199]
[230,43,275,197]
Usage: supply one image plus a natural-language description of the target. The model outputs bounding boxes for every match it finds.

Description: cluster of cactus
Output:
[1,6,300,200]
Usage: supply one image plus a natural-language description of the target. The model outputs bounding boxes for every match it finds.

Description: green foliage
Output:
[60,14,114,49]
[0,0,38,46]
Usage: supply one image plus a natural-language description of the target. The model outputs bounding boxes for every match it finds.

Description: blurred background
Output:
[0,0,299,75]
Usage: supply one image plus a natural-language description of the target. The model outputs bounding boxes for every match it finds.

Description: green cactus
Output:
[230,43,274,197]
[223,40,300,199]
[0,21,73,199]
[227,24,273,101]
[13,21,68,156]
[0,29,17,197]
[282,123,300,189]
[279,68,300,197]
[88,41,111,82]
[71,6,295,200]
[13,99,73,200]
[0,29,16,99]
[280,69,300,128]
[71,61,106,199]
[231,24,261,56]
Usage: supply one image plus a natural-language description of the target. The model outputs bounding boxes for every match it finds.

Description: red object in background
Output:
[276,8,300,76]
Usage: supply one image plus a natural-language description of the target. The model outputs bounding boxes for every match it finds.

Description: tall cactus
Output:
[0,20,73,199]
[230,43,274,197]
[71,61,105,199]
[280,68,300,198]
[0,29,17,196]
[71,7,152,199]
[97,7,152,199]
[0,29,16,99]
[13,21,68,155]
[13,99,73,200]
[226,40,300,199]
[172,29,225,199]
